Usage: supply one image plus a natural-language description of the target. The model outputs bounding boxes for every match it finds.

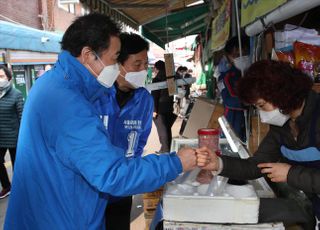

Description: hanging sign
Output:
[164,53,177,96]
[211,0,231,51]
[241,0,287,27]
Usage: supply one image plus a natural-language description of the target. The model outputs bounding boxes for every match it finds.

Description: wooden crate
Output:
[144,209,156,219]
[143,187,163,229]
[143,197,160,211]
[142,187,163,199]
[144,218,153,230]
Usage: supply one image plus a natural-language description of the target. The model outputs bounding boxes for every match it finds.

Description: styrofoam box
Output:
[163,138,275,224]
[163,185,259,224]
[163,220,285,230]
[163,172,275,224]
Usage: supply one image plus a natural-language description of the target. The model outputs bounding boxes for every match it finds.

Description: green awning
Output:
[142,4,209,49]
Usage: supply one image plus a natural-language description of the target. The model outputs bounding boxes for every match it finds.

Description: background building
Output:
[0,0,86,98]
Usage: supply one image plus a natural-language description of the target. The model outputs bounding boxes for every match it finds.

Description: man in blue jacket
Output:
[94,33,153,229]
[4,14,206,229]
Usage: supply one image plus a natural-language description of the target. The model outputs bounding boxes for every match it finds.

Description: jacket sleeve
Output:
[220,127,282,180]
[135,95,153,157]
[15,90,24,122]
[287,165,320,194]
[220,71,243,110]
[53,93,182,196]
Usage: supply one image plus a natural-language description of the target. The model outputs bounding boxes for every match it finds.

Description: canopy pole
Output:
[235,0,249,148]
[234,0,243,74]
[165,0,169,52]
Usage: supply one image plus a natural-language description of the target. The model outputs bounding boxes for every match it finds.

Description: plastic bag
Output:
[275,50,295,66]
[294,41,320,78]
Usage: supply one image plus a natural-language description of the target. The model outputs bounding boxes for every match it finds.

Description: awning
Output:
[244,0,320,36]
[80,0,210,48]
[142,4,210,49]
[8,50,58,65]
[0,20,62,53]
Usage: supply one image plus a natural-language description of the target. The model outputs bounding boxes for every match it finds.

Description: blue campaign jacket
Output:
[94,86,153,203]
[4,51,182,230]
[94,86,153,158]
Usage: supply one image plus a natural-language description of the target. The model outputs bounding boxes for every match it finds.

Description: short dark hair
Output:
[237,60,313,114]
[61,13,121,57]
[176,66,184,72]
[181,66,188,71]
[154,60,165,71]
[0,65,12,80]
[224,35,249,54]
[117,33,149,64]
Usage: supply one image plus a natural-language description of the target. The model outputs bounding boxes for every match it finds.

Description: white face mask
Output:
[233,55,251,72]
[97,63,120,88]
[121,67,147,89]
[0,78,9,88]
[88,53,120,88]
[259,108,290,127]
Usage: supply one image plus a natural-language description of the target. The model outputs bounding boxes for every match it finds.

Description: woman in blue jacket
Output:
[94,33,153,230]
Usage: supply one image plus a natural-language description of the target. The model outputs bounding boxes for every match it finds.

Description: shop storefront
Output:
[0,20,62,99]
[8,50,57,99]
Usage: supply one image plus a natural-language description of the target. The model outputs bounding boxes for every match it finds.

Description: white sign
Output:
[145,77,196,92]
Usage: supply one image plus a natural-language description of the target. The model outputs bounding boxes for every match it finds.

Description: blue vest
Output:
[94,86,153,158]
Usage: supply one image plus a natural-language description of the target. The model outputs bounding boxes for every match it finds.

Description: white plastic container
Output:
[163,220,285,230]
[163,175,261,224]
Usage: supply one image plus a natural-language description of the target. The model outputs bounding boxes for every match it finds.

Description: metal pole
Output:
[234,0,243,75]
[234,0,249,148]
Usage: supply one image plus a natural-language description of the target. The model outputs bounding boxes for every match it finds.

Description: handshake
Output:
[176,147,220,172]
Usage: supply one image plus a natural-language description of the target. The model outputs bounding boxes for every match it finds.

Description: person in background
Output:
[94,32,153,230]
[36,69,45,79]
[175,66,184,79]
[4,14,209,229]
[36,65,52,80]
[174,66,185,115]
[180,66,192,115]
[175,66,191,97]
[0,65,24,199]
[176,66,192,98]
[44,64,52,72]
[201,60,319,228]
[217,36,250,142]
[152,60,177,153]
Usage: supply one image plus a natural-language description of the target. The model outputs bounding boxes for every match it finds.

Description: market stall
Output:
[148,0,320,229]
